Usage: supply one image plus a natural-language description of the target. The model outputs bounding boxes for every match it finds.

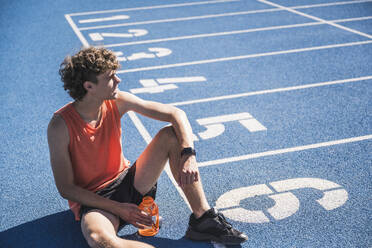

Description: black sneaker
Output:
[185,208,248,245]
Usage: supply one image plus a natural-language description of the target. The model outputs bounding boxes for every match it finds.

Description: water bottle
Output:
[138,196,160,236]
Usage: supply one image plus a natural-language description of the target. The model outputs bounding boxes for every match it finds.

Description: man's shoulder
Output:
[47,114,68,138]
[116,90,149,106]
[115,90,134,101]
[49,113,64,125]
[48,102,75,130]
[114,91,144,115]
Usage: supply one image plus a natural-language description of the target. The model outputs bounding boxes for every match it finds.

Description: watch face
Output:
[185,148,192,153]
[181,147,196,156]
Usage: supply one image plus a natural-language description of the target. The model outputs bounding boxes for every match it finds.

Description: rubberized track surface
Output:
[1,0,371,247]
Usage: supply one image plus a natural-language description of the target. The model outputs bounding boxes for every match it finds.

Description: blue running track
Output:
[1,0,371,247]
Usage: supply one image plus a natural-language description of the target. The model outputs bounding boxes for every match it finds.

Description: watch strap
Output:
[181,147,196,157]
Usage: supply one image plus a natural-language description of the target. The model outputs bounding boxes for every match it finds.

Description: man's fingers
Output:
[139,210,150,217]
[194,171,199,182]
[187,173,193,185]
[182,172,190,186]
[134,221,153,230]
[127,208,152,227]
[179,171,199,187]
[179,173,184,187]
[138,212,153,226]
[134,217,152,227]
[178,175,181,187]
[133,222,146,229]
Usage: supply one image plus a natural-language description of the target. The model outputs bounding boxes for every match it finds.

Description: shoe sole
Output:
[185,229,247,245]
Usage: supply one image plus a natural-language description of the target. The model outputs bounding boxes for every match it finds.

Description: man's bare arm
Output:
[47,114,152,227]
[115,91,194,149]
[115,91,198,187]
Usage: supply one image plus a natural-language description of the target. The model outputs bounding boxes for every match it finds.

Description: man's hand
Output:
[178,155,199,187]
[115,202,153,229]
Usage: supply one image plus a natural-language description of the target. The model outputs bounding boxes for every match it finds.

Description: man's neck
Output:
[73,97,103,123]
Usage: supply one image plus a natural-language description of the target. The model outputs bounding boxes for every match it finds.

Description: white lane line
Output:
[127,111,152,143]
[290,0,372,9]
[198,135,372,167]
[79,15,130,23]
[77,0,372,30]
[157,76,207,84]
[79,8,280,31]
[68,0,240,16]
[105,22,322,47]
[127,111,192,210]
[104,15,372,48]
[64,14,89,47]
[334,16,372,23]
[259,0,372,40]
[117,40,372,74]
[170,76,372,106]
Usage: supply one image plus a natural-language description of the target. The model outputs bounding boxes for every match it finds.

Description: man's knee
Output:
[86,229,116,248]
[158,125,179,147]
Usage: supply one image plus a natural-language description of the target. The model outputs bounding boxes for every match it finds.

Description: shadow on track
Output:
[0,211,241,248]
[0,211,88,248]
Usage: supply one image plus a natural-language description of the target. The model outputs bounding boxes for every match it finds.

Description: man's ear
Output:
[83,81,95,92]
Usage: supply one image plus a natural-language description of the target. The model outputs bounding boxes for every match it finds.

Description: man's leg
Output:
[80,126,209,248]
[134,126,248,245]
[134,126,210,218]
[81,209,154,248]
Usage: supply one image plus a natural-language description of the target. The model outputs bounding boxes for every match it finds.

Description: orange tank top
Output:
[55,100,130,220]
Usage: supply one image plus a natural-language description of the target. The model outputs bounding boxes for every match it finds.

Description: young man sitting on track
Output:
[47,47,247,248]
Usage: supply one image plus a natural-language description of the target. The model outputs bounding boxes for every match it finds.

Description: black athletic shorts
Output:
[80,162,157,229]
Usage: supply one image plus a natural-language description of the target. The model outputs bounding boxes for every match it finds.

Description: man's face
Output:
[95,70,121,100]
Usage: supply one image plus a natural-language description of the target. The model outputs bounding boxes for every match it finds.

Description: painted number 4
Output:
[130,76,206,94]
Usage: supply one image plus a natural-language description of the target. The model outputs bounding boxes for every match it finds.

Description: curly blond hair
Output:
[59,47,120,100]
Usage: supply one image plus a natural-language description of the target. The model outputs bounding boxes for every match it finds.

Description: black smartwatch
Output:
[181,147,196,157]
